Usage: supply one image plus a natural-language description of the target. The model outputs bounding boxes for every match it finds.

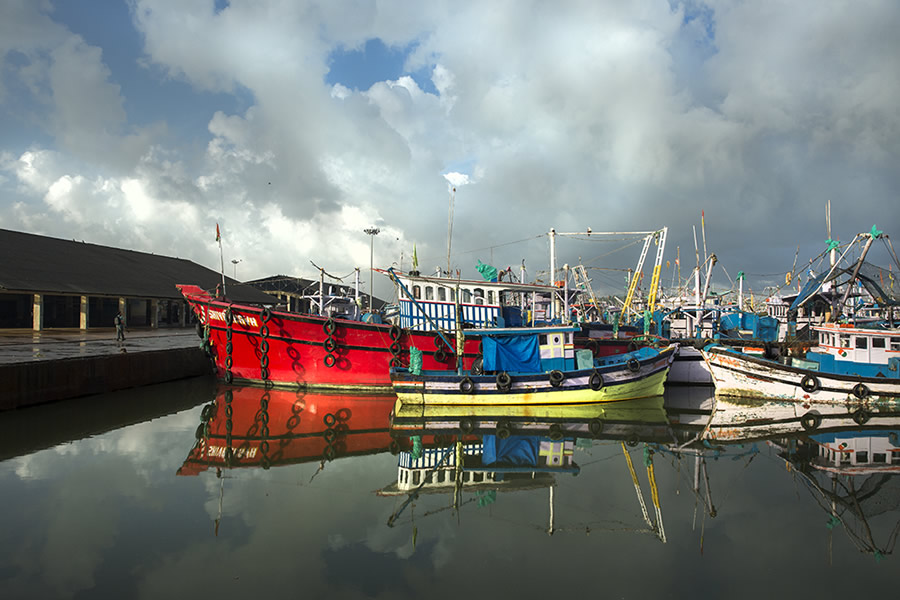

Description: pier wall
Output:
[0,348,213,410]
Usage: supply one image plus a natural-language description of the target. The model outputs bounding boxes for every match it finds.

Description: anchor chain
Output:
[224,388,234,466]
[258,390,271,469]
[323,317,338,368]
[259,310,270,381]
[224,306,234,384]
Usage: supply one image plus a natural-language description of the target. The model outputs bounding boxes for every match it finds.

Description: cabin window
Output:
[487,291,495,304]
[856,451,869,464]
[461,289,472,303]
[552,334,561,345]
[873,337,886,349]
[413,285,421,299]
[438,287,447,301]
[449,288,455,302]
[840,334,850,348]
[425,286,434,300]
[873,453,887,464]
[474,288,484,305]
[855,337,868,350]
[412,471,421,485]
[891,338,900,351]
[540,334,548,344]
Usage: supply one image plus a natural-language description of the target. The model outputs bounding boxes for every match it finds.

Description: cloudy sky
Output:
[1,0,898,300]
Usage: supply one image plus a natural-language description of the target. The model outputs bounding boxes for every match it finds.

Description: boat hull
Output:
[391,346,676,406]
[702,345,900,405]
[178,285,481,392]
[179,386,398,473]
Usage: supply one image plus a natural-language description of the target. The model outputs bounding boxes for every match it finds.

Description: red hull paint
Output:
[178,386,402,474]
[178,285,481,391]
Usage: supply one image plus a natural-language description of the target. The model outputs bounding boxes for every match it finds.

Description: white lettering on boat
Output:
[205,445,258,459]
[208,309,259,328]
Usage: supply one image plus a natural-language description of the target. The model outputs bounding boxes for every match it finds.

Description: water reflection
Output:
[5,381,900,598]
[179,386,398,474]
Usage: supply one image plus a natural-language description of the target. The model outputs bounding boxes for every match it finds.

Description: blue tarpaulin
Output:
[482,435,540,466]
[482,334,542,373]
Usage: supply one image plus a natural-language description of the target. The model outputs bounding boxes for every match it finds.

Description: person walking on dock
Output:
[115,311,126,342]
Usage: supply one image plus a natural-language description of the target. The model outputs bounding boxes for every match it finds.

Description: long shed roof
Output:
[0,229,273,303]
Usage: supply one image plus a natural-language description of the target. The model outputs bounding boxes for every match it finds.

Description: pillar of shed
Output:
[119,297,127,326]
[32,294,43,331]
[80,295,89,330]
[180,300,187,327]
[150,299,159,328]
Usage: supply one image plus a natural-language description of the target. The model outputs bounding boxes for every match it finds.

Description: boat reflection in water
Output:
[380,397,671,540]
[771,429,900,561]
[663,386,900,556]
[178,385,398,475]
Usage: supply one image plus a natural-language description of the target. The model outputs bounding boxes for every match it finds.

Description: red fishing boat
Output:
[178,284,482,392]
[178,386,401,474]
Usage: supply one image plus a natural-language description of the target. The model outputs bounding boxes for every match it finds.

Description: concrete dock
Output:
[0,328,213,410]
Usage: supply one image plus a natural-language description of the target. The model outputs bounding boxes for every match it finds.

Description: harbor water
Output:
[1,376,898,599]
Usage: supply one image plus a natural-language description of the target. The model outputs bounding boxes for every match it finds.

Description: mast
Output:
[549,228,557,320]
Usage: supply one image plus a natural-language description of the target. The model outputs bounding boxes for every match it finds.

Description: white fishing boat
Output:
[702,227,900,406]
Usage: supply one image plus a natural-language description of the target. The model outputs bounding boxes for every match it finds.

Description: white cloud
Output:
[1,0,898,295]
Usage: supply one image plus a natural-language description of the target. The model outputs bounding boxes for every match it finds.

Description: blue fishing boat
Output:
[390,325,678,406]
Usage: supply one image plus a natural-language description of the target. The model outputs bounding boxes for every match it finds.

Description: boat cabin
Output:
[812,323,900,366]
[467,325,586,373]
[393,272,557,332]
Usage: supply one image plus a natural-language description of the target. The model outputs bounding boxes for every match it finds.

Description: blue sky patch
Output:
[327,38,437,94]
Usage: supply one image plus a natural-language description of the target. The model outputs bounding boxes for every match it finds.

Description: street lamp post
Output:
[231,259,242,279]
[364,227,380,312]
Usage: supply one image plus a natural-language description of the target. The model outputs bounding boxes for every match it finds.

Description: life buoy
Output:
[626,358,641,373]
[548,424,563,441]
[589,419,603,436]
[460,418,475,433]
[800,374,819,394]
[389,341,401,356]
[549,370,565,388]
[389,325,401,341]
[626,434,640,447]
[852,382,870,399]
[390,357,401,368]
[435,348,447,363]
[324,337,338,352]
[496,371,512,391]
[323,413,337,427]
[434,335,444,349]
[323,353,336,368]
[323,318,336,335]
[323,428,337,443]
[800,412,821,431]
[496,420,511,439]
[459,376,475,394]
[852,408,870,425]
[589,370,604,391]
